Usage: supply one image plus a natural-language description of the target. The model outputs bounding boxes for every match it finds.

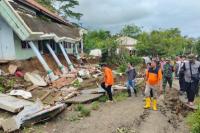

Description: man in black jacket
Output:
[126,63,137,97]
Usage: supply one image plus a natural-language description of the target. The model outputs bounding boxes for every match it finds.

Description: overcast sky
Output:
[73,0,200,38]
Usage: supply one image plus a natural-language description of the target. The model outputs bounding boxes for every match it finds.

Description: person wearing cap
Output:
[144,60,162,111]
[162,58,174,94]
[100,63,114,102]
[180,54,200,106]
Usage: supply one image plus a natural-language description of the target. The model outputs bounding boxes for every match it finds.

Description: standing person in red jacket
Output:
[100,63,114,102]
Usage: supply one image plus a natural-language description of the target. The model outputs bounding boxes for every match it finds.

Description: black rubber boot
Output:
[134,89,137,97]
[127,89,131,97]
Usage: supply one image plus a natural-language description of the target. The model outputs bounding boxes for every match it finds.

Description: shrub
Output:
[98,95,108,102]
[74,104,84,111]
[80,108,91,117]
[117,64,127,73]
[127,56,143,66]
[75,104,91,117]
[187,107,200,133]
[91,101,100,110]
[114,92,128,102]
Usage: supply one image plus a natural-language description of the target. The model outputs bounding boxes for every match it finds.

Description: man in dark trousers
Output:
[181,54,200,106]
[162,58,174,94]
[100,63,114,102]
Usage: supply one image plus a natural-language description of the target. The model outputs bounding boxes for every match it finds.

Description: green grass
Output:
[98,95,108,102]
[74,104,91,117]
[66,114,81,122]
[113,91,128,102]
[72,79,81,88]
[186,96,200,133]
[79,107,91,117]
[186,107,200,133]
[91,101,100,110]
[194,97,200,106]
[74,104,84,111]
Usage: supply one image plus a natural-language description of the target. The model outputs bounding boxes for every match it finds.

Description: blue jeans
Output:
[127,80,135,92]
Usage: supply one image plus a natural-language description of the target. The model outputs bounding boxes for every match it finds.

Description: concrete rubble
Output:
[1,99,66,132]
[78,69,91,79]
[0,93,33,113]
[0,58,108,132]
[24,72,47,87]
[9,90,32,99]
[8,64,18,75]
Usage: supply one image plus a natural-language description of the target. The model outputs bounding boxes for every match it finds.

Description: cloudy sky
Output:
[73,0,200,37]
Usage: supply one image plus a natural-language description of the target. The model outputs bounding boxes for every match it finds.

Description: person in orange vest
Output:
[144,59,162,111]
[100,63,114,102]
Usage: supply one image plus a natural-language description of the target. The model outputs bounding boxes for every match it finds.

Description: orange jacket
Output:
[103,67,114,85]
[146,67,162,85]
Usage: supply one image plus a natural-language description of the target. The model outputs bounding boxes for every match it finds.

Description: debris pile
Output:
[0,61,104,132]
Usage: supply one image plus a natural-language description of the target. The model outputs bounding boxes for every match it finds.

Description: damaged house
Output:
[0,0,83,80]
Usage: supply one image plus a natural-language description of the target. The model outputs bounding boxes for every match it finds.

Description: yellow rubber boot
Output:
[153,99,158,111]
[144,97,151,109]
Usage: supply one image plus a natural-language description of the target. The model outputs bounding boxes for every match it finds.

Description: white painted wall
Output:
[14,34,37,60]
[0,16,15,60]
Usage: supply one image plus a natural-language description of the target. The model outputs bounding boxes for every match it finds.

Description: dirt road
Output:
[28,94,189,133]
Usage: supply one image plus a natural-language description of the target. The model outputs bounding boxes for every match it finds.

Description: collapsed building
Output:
[0,0,85,80]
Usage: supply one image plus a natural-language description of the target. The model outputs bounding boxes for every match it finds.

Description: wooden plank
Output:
[65,94,103,104]
[40,91,51,101]
[0,93,33,113]
[26,85,39,92]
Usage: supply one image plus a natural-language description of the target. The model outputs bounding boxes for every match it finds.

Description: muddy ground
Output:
[17,91,190,133]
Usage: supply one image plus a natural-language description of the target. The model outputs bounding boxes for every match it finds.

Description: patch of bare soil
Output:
[23,89,190,133]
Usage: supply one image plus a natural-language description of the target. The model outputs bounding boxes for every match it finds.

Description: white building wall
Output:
[0,16,15,60]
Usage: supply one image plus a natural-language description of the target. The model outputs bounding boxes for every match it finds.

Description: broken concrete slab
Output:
[1,101,66,132]
[0,93,33,113]
[81,88,105,94]
[2,99,43,132]
[112,85,127,90]
[8,64,18,75]
[1,117,19,132]
[64,93,103,104]
[22,103,66,126]
[78,69,90,79]
[9,90,32,99]
[24,72,47,87]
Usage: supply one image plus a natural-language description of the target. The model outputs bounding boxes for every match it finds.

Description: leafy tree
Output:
[35,0,82,20]
[136,28,190,57]
[83,30,119,64]
[83,30,112,53]
[195,40,200,55]
[120,24,142,38]
[55,0,83,20]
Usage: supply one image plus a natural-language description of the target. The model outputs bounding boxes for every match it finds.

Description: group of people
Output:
[99,54,200,108]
